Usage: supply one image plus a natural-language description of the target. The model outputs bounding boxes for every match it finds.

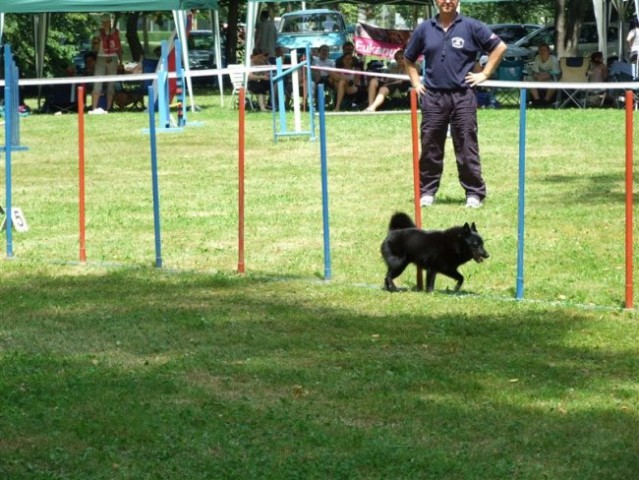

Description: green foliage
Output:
[463,0,555,24]
[4,13,96,78]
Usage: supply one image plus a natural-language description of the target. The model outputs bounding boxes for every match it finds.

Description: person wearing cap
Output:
[90,14,122,113]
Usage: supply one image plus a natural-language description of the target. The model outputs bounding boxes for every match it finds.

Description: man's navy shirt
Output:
[404,14,502,90]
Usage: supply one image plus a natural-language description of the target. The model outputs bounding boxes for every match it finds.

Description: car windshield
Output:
[189,34,213,51]
[279,12,343,34]
[490,25,541,44]
[514,26,555,48]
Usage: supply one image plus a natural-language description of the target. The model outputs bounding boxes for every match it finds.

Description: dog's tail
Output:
[389,212,415,231]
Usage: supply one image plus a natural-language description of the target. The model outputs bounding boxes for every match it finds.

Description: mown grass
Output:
[1,92,638,479]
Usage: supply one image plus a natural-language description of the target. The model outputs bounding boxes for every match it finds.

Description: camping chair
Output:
[491,58,525,106]
[227,64,255,110]
[556,57,589,108]
[608,61,639,110]
[41,83,78,113]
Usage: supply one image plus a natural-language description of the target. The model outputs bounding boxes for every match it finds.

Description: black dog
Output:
[381,212,489,293]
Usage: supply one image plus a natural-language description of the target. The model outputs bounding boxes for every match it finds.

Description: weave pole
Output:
[78,86,86,263]
[625,89,634,309]
[516,88,528,300]
[147,85,163,268]
[318,84,332,280]
[409,88,424,290]
[238,87,246,274]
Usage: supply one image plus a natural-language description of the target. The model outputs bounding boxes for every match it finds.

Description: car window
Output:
[280,12,344,34]
[188,34,213,51]
[524,26,541,36]
[580,24,598,43]
[492,26,526,43]
[527,28,555,48]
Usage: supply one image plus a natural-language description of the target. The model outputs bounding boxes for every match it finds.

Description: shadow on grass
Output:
[1,268,637,479]
[541,172,639,204]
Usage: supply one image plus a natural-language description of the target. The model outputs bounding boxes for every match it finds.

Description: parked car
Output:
[504,22,620,63]
[488,23,543,44]
[277,9,353,60]
[187,30,216,69]
[187,29,225,86]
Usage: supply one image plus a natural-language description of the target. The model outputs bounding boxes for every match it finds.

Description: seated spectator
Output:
[247,48,271,111]
[588,51,608,82]
[529,43,561,107]
[84,51,97,76]
[333,53,363,112]
[586,51,613,106]
[365,49,410,112]
[312,44,336,87]
[335,42,357,69]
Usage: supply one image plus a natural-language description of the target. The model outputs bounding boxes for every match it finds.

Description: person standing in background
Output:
[90,14,122,114]
[255,10,278,62]
[404,0,506,208]
[627,16,639,77]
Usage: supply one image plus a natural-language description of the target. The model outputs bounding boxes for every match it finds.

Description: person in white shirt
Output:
[529,43,561,107]
[312,45,336,87]
[626,17,639,77]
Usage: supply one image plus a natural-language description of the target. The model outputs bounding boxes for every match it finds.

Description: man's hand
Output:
[413,83,427,96]
[465,71,488,87]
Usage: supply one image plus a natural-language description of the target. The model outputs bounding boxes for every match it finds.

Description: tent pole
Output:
[212,9,224,106]
[174,10,197,112]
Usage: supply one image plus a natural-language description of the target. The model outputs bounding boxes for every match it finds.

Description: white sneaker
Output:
[420,195,435,207]
[465,196,483,208]
[89,107,107,115]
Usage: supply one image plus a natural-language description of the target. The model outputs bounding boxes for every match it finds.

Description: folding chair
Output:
[227,64,255,110]
[491,59,525,106]
[41,83,78,113]
[557,57,589,108]
[609,61,639,110]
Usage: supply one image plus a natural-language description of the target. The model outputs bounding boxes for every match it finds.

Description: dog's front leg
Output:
[384,275,399,292]
[452,272,464,292]
[425,270,437,293]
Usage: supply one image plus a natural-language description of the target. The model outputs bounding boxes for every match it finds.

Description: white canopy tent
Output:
[593,0,639,61]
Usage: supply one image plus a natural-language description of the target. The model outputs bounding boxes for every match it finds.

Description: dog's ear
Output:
[463,222,471,235]
[471,222,477,232]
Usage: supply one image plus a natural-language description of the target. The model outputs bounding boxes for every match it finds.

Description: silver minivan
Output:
[504,22,620,62]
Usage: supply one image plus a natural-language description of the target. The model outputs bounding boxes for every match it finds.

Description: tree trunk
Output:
[126,12,143,62]
[226,0,240,65]
[556,0,587,57]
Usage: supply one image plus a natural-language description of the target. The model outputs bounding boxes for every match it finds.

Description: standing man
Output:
[255,10,278,62]
[90,14,122,114]
[404,0,507,208]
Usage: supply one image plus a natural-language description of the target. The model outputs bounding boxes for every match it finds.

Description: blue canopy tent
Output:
[0,0,222,110]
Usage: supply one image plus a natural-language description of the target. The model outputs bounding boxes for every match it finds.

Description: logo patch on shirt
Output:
[452,37,465,49]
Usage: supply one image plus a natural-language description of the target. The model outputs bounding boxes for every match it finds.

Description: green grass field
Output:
[1,92,638,479]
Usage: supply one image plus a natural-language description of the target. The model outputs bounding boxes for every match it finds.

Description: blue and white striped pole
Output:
[318,84,331,280]
[148,85,163,268]
[516,87,527,299]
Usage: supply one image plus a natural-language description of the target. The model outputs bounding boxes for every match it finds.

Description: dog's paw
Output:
[383,281,399,292]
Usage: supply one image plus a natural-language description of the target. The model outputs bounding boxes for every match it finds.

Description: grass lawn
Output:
[1,91,638,479]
